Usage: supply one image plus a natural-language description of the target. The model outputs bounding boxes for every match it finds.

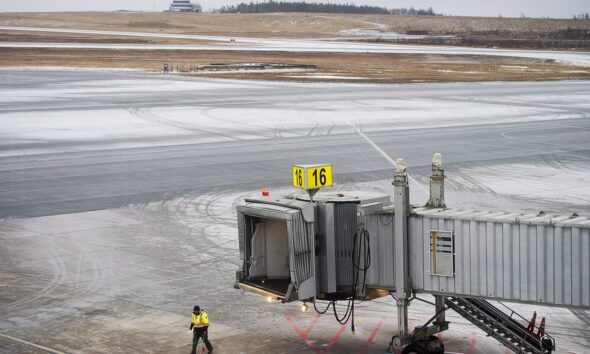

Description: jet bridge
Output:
[234,154,590,354]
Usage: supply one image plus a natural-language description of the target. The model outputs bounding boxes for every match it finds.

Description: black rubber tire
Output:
[426,336,445,354]
[542,338,553,353]
[402,343,427,354]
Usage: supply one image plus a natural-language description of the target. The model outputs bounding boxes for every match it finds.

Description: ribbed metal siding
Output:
[334,203,358,290]
[289,211,315,287]
[409,209,590,308]
[364,212,395,289]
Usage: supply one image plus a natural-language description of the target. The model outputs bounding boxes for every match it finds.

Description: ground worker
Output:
[189,305,213,354]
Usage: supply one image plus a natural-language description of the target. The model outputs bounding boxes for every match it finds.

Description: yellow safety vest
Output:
[192,311,209,328]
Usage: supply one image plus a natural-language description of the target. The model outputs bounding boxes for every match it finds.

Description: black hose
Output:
[313,227,371,334]
[313,300,331,314]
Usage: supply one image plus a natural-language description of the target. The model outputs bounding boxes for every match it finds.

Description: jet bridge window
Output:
[429,230,455,277]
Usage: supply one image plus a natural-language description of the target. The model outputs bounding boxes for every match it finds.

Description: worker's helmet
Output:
[193,305,201,313]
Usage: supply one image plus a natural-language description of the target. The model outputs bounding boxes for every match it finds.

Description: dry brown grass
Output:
[1,12,588,83]
[2,48,589,83]
[0,30,217,45]
[1,12,588,38]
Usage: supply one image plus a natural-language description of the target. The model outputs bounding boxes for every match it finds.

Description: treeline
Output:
[573,12,589,20]
[217,1,437,15]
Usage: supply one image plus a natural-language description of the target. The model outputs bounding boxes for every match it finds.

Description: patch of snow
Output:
[339,28,457,40]
[437,70,480,74]
[285,74,368,80]
[189,68,315,75]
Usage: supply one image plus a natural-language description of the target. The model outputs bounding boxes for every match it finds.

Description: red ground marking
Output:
[324,320,351,352]
[306,314,323,335]
[285,313,321,353]
[360,315,388,354]
[286,312,405,353]
[468,333,477,354]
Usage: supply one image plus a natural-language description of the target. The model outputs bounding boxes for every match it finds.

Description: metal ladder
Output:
[445,297,555,354]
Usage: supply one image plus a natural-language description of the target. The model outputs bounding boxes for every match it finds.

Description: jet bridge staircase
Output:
[446,297,555,354]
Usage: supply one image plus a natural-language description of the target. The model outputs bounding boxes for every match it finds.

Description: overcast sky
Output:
[0,0,587,19]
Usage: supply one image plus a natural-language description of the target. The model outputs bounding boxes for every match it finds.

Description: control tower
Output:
[169,0,202,12]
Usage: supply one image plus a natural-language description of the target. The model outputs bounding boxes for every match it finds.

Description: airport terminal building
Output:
[169,0,201,12]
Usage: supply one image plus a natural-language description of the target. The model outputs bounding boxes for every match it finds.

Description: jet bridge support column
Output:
[393,159,411,344]
[428,153,447,326]
[426,153,446,209]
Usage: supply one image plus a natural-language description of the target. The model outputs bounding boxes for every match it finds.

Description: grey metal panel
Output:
[494,222,503,298]
[555,226,564,305]
[583,228,590,306]
[528,223,537,302]
[453,219,465,294]
[380,213,395,288]
[564,227,573,305]
[364,212,395,289]
[318,203,337,293]
[443,218,455,293]
[502,222,512,299]
[536,224,545,303]
[545,225,555,304]
[471,220,481,296]
[405,208,590,308]
[519,223,529,301]
[423,218,433,291]
[462,219,471,295]
[485,221,494,298]
[510,223,520,300]
[572,227,581,306]
[334,203,357,290]
[411,215,422,290]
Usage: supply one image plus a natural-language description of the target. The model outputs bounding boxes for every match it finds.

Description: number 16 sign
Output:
[292,164,333,190]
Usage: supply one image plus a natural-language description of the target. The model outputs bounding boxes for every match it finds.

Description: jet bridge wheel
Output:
[401,344,426,354]
[401,336,444,354]
[424,336,444,354]
[541,337,554,353]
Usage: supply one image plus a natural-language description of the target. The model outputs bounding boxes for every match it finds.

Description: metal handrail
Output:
[449,299,525,352]
[452,298,553,353]
[496,300,556,347]
[480,300,546,350]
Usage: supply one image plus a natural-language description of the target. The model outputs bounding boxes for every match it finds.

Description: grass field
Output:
[1,12,589,83]
[1,12,589,39]
[2,47,589,83]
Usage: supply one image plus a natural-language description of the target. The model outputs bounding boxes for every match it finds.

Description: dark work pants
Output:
[191,327,213,353]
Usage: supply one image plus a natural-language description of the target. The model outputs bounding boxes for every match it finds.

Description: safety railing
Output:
[447,297,554,354]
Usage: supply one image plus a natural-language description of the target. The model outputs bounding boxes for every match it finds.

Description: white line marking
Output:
[346,120,428,194]
[0,332,66,354]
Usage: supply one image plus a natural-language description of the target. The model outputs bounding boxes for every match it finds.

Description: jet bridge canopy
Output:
[235,198,316,302]
[361,206,590,307]
[409,208,590,307]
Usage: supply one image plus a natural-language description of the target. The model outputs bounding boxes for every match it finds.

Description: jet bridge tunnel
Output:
[234,154,590,354]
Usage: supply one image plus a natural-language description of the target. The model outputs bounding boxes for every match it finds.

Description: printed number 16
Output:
[296,169,303,187]
[312,168,327,186]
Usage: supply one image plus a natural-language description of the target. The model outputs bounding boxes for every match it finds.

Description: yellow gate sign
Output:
[292,164,333,189]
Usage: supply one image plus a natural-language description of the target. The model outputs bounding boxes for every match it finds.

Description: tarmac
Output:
[1,70,589,353]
